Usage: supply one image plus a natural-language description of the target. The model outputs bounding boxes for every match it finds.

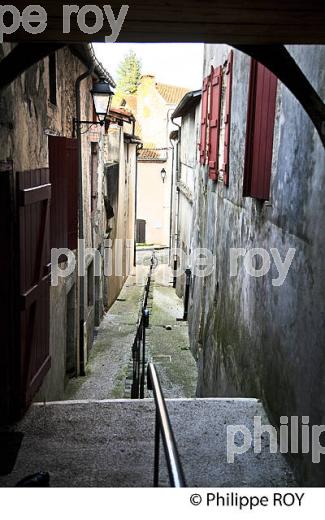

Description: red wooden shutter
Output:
[223,50,233,187]
[243,59,278,200]
[199,76,209,165]
[208,65,222,181]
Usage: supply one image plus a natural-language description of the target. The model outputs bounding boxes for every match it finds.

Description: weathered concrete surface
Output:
[146,259,198,398]
[63,270,146,400]
[62,251,197,400]
[0,398,295,487]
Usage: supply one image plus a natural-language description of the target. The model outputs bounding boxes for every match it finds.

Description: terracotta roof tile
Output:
[138,147,166,161]
[156,82,190,105]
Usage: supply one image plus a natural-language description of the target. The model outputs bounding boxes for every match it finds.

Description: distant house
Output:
[121,75,189,246]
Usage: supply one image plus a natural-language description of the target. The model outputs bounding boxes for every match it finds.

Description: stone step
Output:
[0,398,295,487]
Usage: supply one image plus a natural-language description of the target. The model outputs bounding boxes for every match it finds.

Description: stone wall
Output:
[187,44,325,485]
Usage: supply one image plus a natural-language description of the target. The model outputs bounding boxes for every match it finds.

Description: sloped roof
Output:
[110,107,134,120]
[172,89,201,119]
[138,148,162,160]
[156,82,189,105]
[138,142,167,161]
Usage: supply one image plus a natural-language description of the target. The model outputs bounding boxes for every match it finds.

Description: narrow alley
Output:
[0,12,325,498]
[63,249,197,401]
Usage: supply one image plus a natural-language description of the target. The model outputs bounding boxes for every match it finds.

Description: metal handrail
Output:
[147,362,186,487]
[131,253,155,399]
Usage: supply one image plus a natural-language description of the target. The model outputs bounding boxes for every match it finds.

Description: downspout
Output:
[134,141,143,266]
[165,107,175,253]
[168,136,175,264]
[171,116,181,261]
[75,64,94,376]
[131,115,137,267]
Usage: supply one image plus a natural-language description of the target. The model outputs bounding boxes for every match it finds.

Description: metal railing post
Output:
[153,409,160,487]
[173,258,177,288]
[131,254,153,400]
[183,268,191,321]
[147,363,186,487]
[140,307,150,399]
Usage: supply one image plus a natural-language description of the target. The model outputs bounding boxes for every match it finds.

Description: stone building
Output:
[121,75,189,246]
[173,44,325,485]
[0,43,138,421]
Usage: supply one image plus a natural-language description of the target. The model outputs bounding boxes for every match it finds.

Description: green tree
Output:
[116,50,142,95]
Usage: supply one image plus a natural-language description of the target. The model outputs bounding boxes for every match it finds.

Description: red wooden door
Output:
[17,169,52,411]
[66,139,78,250]
[49,136,78,250]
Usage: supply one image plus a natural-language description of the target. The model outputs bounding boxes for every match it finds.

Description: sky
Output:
[93,43,204,90]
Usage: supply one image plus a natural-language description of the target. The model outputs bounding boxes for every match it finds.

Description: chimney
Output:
[139,74,155,92]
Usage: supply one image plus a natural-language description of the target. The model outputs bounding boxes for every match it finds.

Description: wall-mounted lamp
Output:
[73,77,114,136]
[160,168,167,183]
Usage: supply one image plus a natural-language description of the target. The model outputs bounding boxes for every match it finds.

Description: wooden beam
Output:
[233,45,325,147]
[5,1,325,44]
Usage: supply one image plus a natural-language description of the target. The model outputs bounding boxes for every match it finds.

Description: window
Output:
[87,261,94,307]
[48,53,57,106]
[243,59,278,200]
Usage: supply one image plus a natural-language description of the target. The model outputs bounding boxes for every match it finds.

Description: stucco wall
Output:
[187,44,325,485]
[137,159,172,246]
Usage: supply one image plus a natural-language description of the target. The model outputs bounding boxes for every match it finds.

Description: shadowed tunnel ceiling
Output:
[5,0,325,44]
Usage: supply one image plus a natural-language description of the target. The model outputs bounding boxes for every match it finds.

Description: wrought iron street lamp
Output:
[73,77,114,136]
[91,77,114,124]
[160,168,167,183]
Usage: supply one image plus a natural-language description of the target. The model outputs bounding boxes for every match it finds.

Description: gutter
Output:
[171,89,201,119]
[69,43,115,87]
